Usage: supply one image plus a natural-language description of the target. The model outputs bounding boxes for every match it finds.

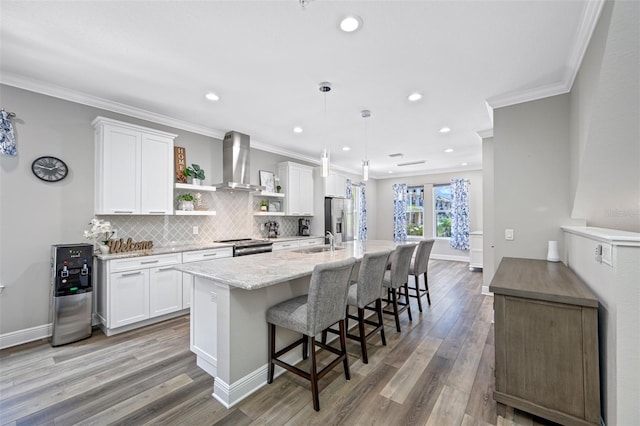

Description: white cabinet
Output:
[324,172,348,198]
[469,231,483,270]
[181,247,233,308]
[299,237,324,247]
[272,240,300,251]
[93,116,176,215]
[272,237,324,251]
[277,162,314,216]
[97,252,182,334]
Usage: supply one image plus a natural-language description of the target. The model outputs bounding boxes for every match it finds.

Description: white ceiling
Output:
[0,0,603,179]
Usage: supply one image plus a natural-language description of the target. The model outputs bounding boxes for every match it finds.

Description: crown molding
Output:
[485,0,605,110]
[1,73,226,139]
[476,129,494,139]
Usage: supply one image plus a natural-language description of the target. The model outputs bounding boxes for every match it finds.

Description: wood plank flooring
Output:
[0,260,558,425]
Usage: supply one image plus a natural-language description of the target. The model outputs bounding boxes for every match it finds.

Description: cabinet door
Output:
[110,269,149,328]
[299,238,323,247]
[141,134,173,214]
[272,240,300,251]
[325,172,346,198]
[299,167,314,215]
[182,273,192,309]
[98,125,140,214]
[149,266,182,317]
[288,166,302,215]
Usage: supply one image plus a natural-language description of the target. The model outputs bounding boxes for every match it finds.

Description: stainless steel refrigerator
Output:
[324,197,354,244]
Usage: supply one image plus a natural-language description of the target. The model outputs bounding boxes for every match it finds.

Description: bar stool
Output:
[408,239,435,312]
[382,244,416,332]
[323,250,392,364]
[266,257,356,412]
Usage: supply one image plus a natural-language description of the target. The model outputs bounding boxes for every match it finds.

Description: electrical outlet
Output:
[505,228,514,241]
[193,226,199,235]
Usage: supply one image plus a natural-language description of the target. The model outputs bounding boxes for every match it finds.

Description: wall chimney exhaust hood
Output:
[213,131,265,192]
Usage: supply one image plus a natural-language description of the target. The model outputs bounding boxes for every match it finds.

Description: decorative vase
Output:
[99,244,110,254]
[260,205,268,212]
[190,178,201,186]
[178,200,195,211]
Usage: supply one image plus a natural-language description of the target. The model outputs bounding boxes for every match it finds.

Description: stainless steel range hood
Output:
[213,131,265,191]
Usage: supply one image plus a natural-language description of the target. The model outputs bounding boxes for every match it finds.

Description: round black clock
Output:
[31,156,68,182]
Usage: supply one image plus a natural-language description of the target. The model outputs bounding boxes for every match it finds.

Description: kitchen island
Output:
[174,240,399,408]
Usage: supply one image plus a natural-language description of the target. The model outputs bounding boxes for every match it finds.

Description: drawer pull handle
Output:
[158,267,174,272]
[203,253,218,257]
[147,210,166,214]
[140,260,159,264]
[113,210,134,214]
[121,271,142,277]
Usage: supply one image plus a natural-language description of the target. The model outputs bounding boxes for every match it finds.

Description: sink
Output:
[293,245,344,254]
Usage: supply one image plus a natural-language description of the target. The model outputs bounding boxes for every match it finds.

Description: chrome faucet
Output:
[326,231,335,252]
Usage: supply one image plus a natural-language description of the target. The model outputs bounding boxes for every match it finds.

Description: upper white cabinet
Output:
[324,171,348,198]
[93,117,176,215]
[277,162,314,216]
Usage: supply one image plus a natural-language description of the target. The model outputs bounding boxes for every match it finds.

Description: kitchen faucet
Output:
[326,231,335,252]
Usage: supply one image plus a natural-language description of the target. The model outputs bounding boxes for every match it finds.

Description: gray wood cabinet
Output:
[490,257,601,426]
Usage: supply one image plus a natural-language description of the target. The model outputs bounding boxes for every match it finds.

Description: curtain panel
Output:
[393,183,407,241]
[450,178,470,250]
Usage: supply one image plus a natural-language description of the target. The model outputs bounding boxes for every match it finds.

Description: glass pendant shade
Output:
[321,148,330,178]
[362,159,369,181]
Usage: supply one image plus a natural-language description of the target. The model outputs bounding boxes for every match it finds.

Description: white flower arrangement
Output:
[84,218,114,245]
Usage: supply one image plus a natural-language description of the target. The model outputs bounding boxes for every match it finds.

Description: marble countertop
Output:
[174,240,402,290]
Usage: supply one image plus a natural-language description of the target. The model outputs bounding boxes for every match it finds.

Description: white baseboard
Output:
[0,323,51,350]
[430,254,470,262]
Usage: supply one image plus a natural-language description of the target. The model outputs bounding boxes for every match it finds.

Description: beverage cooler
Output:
[50,244,93,346]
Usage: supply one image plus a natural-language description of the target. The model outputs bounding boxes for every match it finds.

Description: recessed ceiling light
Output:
[461,162,468,166]
[408,93,422,102]
[388,171,393,174]
[445,148,454,153]
[205,92,219,101]
[440,127,451,133]
[340,16,362,33]
[293,126,303,133]
[342,146,351,151]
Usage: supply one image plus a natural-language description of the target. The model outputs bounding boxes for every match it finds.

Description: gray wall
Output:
[493,94,583,267]
[373,170,483,259]
[569,0,639,232]
[481,137,495,288]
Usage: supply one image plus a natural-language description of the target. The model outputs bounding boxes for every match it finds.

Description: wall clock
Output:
[31,156,69,182]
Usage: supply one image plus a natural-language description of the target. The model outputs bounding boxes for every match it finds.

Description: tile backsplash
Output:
[99,191,310,247]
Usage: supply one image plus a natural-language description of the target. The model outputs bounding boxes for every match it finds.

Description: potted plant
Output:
[259,200,268,212]
[84,218,114,254]
[183,164,205,185]
[177,193,196,211]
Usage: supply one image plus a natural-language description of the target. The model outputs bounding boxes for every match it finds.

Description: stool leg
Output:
[303,334,309,360]
[357,307,368,364]
[376,298,386,346]
[391,289,401,332]
[309,335,320,411]
[405,283,412,321]
[339,319,351,380]
[320,330,327,346]
[414,275,423,312]
[267,323,275,383]
[424,272,431,305]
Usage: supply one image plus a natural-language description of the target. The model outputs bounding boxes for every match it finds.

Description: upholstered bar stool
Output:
[382,244,416,332]
[323,250,392,364]
[266,257,356,412]
[408,239,435,312]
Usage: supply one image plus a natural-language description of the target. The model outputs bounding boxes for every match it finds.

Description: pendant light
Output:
[361,109,371,181]
[319,82,332,178]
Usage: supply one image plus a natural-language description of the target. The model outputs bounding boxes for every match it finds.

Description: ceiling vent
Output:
[397,160,427,167]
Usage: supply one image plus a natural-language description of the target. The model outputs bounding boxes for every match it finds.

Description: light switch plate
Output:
[602,243,613,266]
[505,228,514,240]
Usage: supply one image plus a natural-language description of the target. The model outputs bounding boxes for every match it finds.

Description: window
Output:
[406,185,424,237]
[434,184,452,238]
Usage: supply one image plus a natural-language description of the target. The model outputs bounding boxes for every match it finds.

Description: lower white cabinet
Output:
[469,231,483,270]
[97,247,232,335]
[272,237,324,251]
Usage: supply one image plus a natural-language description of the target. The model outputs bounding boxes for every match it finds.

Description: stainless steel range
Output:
[216,238,273,257]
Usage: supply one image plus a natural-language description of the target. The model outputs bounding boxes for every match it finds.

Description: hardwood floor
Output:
[0,260,557,425]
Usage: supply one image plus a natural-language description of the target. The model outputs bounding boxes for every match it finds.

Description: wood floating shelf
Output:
[175,183,217,192]
[253,212,285,216]
[175,210,217,216]
[258,192,284,198]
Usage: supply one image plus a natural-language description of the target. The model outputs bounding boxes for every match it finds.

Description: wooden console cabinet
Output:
[490,258,601,426]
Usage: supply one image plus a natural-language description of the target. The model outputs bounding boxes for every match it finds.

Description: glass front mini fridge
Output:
[50,243,93,346]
